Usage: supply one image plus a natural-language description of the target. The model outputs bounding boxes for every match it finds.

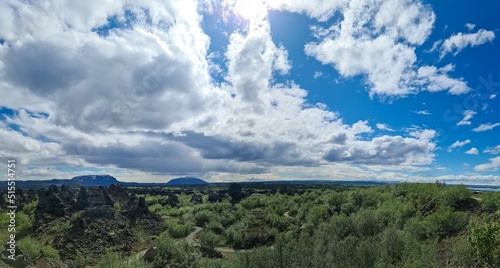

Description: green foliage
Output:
[32,183,496,268]
[18,236,41,261]
[97,252,122,268]
[49,221,72,234]
[423,206,466,239]
[148,203,163,213]
[201,230,222,251]
[306,205,329,226]
[240,194,267,209]
[439,184,472,208]
[41,245,59,260]
[165,218,194,238]
[114,202,121,212]
[74,251,87,268]
[481,192,500,212]
[153,232,200,268]
[195,209,215,226]
[468,220,500,266]
[452,237,476,268]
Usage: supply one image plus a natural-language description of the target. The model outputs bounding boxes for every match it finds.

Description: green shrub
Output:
[41,245,59,260]
[97,252,122,268]
[74,252,87,268]
[195,209,215,226]
[18,237,41,261]
[481,192,500,212]
[201,230,222,251]
[424,206,466,239]
[165,219,194,238]
[468,220,500,266]
[452,238,476,268]
[49,221,72,234]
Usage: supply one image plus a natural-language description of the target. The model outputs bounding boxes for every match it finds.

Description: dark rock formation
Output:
[208,192,225,203]
[32,185,163,265]
[191,194,203,204]
[158,194,179,207]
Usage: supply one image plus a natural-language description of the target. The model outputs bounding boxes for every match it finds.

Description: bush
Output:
[424,206,466,239]
[481,192,500,212]
[18,237,41,261]
[165,219,194,238]
[49,221,72,234]
[201,230,221,252]
[74,252,87,268]
[439,185,472,208]
[195,209,215,226]
[97,252,122,268]
[468,220,500,266]
[452,238,476,268]
[41,245,59,260]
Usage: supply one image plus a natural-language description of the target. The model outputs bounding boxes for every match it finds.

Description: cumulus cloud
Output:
[465,148,479,155]
[484,146,500,155]
[457,110,477,126]
[440,29,495,58]
[474,156,500,172]
[473,123,500,132]
[324,130,436,166]
[484,145,500,154]
[448,139,471,152]
[490,94,497,99]
[288,0,471,97]
[0,0,467,182]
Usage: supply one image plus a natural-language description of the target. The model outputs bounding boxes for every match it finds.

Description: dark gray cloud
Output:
[3,42,87,94]
[324,135,432,165]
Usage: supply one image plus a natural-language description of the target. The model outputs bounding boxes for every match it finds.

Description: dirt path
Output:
[185,226,203,245]
[131,224,268,261]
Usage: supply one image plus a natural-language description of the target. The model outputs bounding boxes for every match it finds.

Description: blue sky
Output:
[0,0,499,184]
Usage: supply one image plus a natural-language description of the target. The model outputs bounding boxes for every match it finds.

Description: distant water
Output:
[467,187,500,192]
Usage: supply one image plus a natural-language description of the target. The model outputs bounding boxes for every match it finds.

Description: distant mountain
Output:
[70,175,119,186]
[166,177,208,186]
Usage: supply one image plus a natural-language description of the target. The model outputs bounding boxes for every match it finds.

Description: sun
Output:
[232,0,270,21]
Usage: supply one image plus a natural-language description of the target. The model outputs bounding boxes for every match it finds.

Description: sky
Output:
[0,0,499,185]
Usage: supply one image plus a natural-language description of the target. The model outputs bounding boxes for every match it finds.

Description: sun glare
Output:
[233,0,270,21]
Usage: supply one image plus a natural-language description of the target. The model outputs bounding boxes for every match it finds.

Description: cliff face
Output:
[34,184,164,264]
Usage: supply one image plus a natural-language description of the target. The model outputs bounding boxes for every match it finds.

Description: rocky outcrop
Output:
[191,194,203,204]
[34,185,74,228]
[208,192,225,203]
[33,185,164,265]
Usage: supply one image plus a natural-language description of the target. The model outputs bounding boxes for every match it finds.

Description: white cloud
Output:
[465,23,476,31]
[490,94,497,99]
[0,0,455,182]
[376,123,394,131]
[313,71,323,79]
[474,156,500,172]
[473,123,500,132]
[287,0,471,97]
[465,148,479,155]
[414,110,431,115]
[484,146,500,155]
[415,64,469,95]
[457,110,477,126]
[448,139,471,152]
[440,29,496,58]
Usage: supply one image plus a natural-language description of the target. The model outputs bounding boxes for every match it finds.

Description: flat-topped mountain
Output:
[166,177,207,186]
[70,175,119,186]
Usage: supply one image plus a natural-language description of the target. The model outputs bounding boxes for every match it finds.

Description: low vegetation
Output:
[2,182,500,267]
